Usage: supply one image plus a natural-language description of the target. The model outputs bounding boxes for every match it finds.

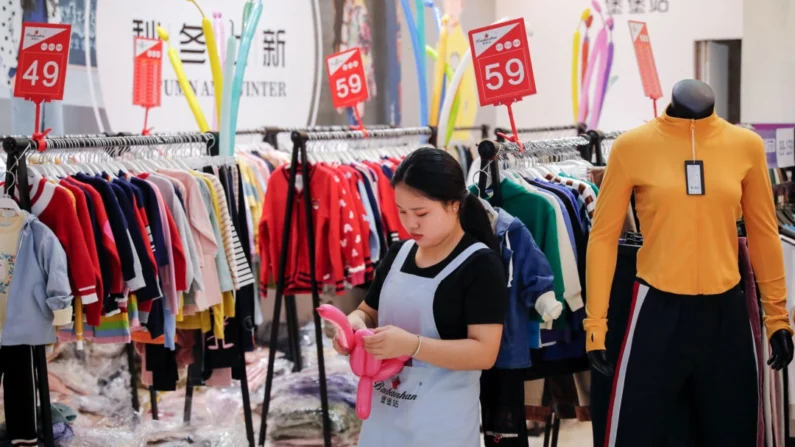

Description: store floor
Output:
[479,420,593,447]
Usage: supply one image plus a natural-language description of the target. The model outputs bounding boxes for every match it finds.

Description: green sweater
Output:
[470,179,567,323]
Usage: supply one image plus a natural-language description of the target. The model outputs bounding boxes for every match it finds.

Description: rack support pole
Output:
[297,134,333,447]
[285,295,303,371]
[257,135,301,447]
[126,343,140,413]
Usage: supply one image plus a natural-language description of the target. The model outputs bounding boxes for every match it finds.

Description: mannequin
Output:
[584,79,795,445]
[667,78,717,119]
[588,80,794,376]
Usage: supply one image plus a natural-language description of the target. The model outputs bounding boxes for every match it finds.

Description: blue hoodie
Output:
[1,212,72,346]
[494,209,556,369]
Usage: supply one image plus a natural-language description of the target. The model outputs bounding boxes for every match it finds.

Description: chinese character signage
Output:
[607,0,669,14]
[133,37,163,108]
[628,21,662,100]
[95,0,320,132]
[749,124,795,169]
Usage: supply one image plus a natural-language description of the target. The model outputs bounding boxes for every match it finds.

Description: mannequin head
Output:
[667,79,715,119]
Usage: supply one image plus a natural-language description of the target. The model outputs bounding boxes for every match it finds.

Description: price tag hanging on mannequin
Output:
[326,48,370,136]
[133,37,164,136]
[13,22,72,150]
[468,18,537,147]
[628,21,662,118]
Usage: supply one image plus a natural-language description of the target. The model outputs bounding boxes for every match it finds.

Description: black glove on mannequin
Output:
[767,329,794,371]
[590,329,794,376]
[588,350,614,377]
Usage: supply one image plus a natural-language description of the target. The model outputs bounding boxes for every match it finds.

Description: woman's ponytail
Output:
[459,192,499,251]
[392,148,500,252]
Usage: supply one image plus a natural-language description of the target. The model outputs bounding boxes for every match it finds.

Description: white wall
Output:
[494,0,743,131]
[741,0,795,123]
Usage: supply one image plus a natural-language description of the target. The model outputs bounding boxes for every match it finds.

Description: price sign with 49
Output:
[14,22,72,102]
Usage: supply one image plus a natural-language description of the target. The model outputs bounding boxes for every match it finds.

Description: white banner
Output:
[95,0,322,133]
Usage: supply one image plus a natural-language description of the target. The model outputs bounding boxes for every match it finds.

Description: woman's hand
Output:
[332,312,370,356]
[363,325,419,360]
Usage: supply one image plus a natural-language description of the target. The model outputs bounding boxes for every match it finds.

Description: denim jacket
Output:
[494,209,556,369]
[2,212,72,346]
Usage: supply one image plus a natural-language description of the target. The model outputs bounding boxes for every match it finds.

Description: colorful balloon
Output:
[592,17,615,129]
[227,0,263,158]
[577,12,609,126]
[415,0,429,126]
[399,0,429,127]
[317,304,355,352]
[157,26,210,132]
[430,15,450,126]
[316,304,410,420]
[571,9,592,122]
[219,21,236,157]
[437,17,512,148]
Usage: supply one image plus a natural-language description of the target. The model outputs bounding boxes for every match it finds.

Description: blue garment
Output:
[357,179,380,263]
[103,179,163,338]
[380,164,395,180]
[129,176,169,268]
[528,179,577,261]
[354,166,388,259]
[493,209,556,369]
[528,321,541,349]
[2,213,72,346]
[128,176,178,350]
[73,175,144,301]
[536,179,582,229]
[554,181,591,231]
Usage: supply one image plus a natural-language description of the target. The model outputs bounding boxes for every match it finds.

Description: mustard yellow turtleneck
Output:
[585,110,793,351]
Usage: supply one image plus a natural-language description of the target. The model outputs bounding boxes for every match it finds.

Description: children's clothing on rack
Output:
[258,144,415,299]
[468,138,607,447]
[0,210,72,346]
[0,141,286,393]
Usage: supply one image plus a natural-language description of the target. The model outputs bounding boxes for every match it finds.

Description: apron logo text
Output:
[374,381,418,402]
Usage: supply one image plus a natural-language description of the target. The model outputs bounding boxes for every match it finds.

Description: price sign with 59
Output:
[14,23,72,102]
[468,18,536,107]
[326,47,370,109]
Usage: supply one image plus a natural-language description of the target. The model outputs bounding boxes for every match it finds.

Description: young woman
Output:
[333,148,509,446]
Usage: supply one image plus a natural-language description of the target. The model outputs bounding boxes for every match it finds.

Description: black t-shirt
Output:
[364,234,508,340]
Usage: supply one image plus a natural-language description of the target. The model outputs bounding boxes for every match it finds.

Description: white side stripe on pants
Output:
[607,283,650,447]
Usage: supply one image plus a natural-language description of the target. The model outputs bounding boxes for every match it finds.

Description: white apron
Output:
[358,240,488,447]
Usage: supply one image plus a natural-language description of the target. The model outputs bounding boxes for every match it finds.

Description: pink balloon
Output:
[357,377,374,419]
[578,21,609,125]
[373,358,408,381]
[317,304,355,352]
[355,329,383,376]
[315,304,411,420]
[350,344,367,376]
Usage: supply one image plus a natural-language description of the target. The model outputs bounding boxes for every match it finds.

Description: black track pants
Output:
[0,345,38,446]
[604,281,757,447]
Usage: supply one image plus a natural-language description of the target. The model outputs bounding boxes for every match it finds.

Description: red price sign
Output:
[326,48,370,109]
[14,23,71,102]
[133,37,163,108]
[469,18,536,107]
[629,21,662,100]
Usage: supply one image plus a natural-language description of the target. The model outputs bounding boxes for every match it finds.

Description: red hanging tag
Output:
[469,18,536,151]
